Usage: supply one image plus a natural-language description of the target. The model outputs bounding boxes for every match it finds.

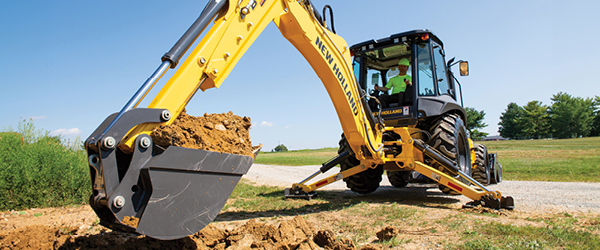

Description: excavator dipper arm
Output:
[86,0,381,240]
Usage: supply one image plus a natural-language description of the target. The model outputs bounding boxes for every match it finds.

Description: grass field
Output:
[255,137,600,183]
[254,147,339,166]
[481,137,600,182]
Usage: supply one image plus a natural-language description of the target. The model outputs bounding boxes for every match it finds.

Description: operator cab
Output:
[351,29,466,127]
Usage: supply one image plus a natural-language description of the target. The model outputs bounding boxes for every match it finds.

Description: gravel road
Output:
[243,164,600,213]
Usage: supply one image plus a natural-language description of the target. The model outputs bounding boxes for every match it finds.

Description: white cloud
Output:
[285,125,292,129]
[260,121,274,127]
[50,128,82,137]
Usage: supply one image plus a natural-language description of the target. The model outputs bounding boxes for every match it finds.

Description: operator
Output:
[375,58,412,108]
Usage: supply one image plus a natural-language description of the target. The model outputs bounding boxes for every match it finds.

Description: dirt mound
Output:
[0,225,74,250]
[314,229,356,250]
[0,215,367,249]
[150,110,260,157]
[195,216,322,249]
[375,226,399,241]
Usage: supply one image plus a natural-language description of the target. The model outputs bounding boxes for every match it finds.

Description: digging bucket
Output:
[86,109,257,240]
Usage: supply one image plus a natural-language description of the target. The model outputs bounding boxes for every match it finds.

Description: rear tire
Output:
[338,135,383,194]
[387,171,410,188]
[496,162,503,183]
[427,114,471,195]
[472,144,491,185]
[489,154,502,184]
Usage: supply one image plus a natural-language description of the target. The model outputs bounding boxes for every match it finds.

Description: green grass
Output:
[479,137,600,182]
[221,179,364,216]
[447,213,600,250]
[254,147,338,166]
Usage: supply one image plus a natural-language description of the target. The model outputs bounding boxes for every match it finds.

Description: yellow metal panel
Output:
[298,163,371,192]
[413,161,486,201]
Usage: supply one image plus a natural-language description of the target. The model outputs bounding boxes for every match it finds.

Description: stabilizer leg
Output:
[285,151,351,199]
[412,139,514,210]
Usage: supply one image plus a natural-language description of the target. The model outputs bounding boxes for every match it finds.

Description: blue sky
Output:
[1,0,598,151]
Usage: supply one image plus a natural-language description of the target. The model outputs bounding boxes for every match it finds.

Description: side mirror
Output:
[459,61,469,76]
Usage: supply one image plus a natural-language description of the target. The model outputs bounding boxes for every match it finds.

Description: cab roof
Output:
[349,29,443,53]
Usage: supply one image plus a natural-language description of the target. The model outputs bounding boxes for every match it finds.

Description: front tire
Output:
[427,114,472,195]
[338,135,383,194]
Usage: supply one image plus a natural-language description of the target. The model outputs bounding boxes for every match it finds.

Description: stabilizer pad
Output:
[284,188,317,200]
[463,196,515,210]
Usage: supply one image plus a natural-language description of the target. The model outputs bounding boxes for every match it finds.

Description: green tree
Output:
[273,144,288,152]
[549,92,597,138]
[498,102,525,139]
[465,107,489,140]
[522,100,551,139]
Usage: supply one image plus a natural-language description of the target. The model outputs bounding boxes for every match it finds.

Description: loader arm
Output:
[85,0,385,240]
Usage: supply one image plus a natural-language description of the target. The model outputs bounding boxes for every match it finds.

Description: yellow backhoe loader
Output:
[85,0,513,240]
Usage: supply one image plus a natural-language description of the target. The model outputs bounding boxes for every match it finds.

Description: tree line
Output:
[497,92,600,139]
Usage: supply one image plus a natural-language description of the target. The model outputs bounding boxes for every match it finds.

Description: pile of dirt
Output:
[0,215,376,250]
[375,226,399,241]
[150,110,260,157]
[189,216,323,249]
[167,215,366,249]
[0,225,74,250]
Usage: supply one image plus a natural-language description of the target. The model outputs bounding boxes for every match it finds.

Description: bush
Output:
[0,120,90,210]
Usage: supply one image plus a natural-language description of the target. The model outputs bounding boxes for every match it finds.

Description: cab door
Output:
[432,42,454,99]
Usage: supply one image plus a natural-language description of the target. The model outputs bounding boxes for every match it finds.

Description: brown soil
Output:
[375,226,399,241]
[0,208,363,250]
[1,195,599,249]
[122,216,139,228]
[150,110,260,157]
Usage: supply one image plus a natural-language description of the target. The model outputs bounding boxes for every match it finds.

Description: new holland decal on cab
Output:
[372,106,410,117]
[315,36,358,115]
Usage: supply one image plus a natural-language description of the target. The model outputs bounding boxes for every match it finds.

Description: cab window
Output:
[433,43,451,96]
[353,56,361,85]
[417,42,435,96]
[359,43,412,95]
